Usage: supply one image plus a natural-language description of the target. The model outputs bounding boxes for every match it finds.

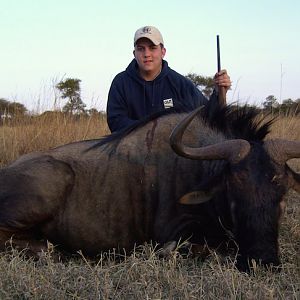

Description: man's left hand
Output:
[214,69,231,93]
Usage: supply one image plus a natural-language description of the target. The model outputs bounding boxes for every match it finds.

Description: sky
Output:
[1,0,299,113]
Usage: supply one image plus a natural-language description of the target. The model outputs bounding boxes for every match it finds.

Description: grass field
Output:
[0,113,299,299]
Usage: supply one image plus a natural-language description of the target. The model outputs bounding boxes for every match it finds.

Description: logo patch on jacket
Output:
[163,98,173,109]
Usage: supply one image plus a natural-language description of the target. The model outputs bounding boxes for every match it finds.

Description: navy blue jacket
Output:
[107,59,217,132]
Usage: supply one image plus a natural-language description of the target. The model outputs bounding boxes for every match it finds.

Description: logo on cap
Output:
[142,27,152,34]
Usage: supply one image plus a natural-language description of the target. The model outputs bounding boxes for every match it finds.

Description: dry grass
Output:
[270,116,300,141]
[0,112,109,166]
[0,113,299,299]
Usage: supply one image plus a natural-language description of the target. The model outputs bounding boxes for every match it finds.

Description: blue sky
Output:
[1,0,299,112]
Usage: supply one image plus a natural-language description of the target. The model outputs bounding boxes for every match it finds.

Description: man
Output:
[106,26,231,133]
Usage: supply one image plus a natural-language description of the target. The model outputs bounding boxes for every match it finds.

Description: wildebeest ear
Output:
[286,163,300,193]
[178,190,213,205]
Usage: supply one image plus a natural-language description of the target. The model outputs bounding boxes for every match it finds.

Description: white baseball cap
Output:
[134,26,164,46]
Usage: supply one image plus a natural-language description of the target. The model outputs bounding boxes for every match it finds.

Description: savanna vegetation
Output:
[0,76,299,298]
[0,109,299,299]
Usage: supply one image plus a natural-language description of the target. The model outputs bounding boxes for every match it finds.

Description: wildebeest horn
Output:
[286,165,300,193]
[170,106,251,164]
[264,139,300,164]
[264,139,300,193]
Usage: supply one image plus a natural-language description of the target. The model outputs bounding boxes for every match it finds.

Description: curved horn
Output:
[169,106,251,164]
[264,139,300,164]
[286,164,300,193]
[264,139,300,193]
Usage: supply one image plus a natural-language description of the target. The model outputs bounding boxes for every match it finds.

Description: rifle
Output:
[217,35,226,106]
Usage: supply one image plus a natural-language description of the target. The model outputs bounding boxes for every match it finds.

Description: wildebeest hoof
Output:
[157,240,195,258]
[157,241,177,258]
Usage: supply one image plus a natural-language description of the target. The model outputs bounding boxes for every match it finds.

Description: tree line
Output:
[0,78,100,121]
[1,75,299,120]
[186,73,300,115]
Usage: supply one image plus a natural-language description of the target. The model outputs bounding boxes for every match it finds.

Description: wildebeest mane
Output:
[91,107,192,150]
[92,100,275,152]
[204,99,275,142]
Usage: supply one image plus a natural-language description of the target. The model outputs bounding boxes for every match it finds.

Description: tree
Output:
[0,98,10,116]
[262,95,279,113]
[8,102,27,116]
[280,98,299,115]
[87,108,99,116]
[56,78,86,114]
[185,73,215,98]
[0,98,27,118]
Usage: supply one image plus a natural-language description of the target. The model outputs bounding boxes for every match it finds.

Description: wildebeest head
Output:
[170,106,300,272]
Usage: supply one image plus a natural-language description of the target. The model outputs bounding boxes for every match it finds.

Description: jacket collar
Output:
[126,59,169,83]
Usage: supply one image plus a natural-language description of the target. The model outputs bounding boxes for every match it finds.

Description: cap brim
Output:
[134,36,162,46]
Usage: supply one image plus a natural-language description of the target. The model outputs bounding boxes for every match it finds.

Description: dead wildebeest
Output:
[0,101,299,272]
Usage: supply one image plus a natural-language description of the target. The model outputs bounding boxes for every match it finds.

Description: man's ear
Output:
[162,47,166,58]
[133,50,136,57]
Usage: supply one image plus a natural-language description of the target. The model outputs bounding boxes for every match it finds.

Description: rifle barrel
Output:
[217,35,221,72]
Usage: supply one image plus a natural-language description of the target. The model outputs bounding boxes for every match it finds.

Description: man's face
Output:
[134,38,166,75]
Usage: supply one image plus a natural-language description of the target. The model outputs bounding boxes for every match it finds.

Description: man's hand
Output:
[214,69,231,93]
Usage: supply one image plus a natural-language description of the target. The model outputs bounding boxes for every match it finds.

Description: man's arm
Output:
[106,80,137,133]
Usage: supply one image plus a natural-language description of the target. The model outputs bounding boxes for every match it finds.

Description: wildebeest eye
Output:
[271,175,283,184]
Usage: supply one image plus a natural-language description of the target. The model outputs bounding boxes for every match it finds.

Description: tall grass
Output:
[0,113,299,299]
[0,112,109,166]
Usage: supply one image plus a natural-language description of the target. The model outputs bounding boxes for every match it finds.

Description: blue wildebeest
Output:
[0,101,299,272]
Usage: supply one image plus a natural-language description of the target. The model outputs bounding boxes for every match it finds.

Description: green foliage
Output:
[263,95,279,110]
[263,95,299,115]
[0,98,27,118]
[280,98,300,115]
[56,78,86,114]
[185,73,215,98]
[185,72,300,116]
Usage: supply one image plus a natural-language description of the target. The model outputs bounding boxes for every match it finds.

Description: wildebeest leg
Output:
[157,240,177,258]
[0,155,75,256]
